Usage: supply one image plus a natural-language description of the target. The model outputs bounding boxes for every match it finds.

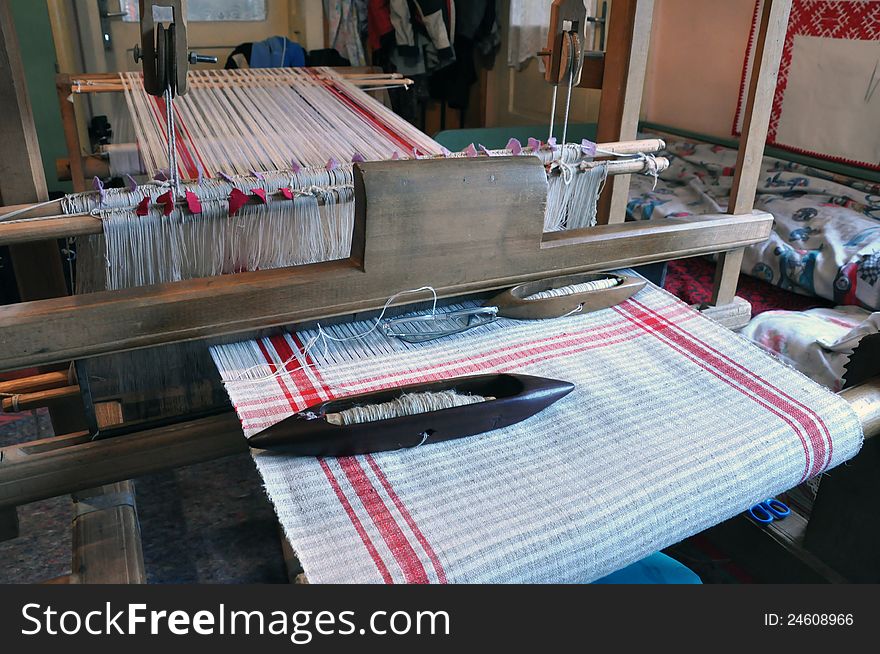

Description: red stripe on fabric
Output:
[318,459,394,584]
[258,335,395,581]
[365,455,448,583]
[334,308,692,395]
[337,457,430,584]
[282,332,430,584]
[233,312,688,420]
[238,329,650,431]
[172,103,211,178]
[631,298,832,474]
[256,338,298,411]
[267,333,327,406]
[615,302,814,481]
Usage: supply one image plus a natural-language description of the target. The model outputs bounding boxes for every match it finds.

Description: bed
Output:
[627,128,880,393]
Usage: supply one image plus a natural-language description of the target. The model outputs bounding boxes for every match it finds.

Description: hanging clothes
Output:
[225,36,306,69]
[324,0,368,66]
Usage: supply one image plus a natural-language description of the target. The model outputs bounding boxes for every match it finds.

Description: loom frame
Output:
[1,0,878,583]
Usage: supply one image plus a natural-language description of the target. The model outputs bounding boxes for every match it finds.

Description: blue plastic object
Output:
[747,498,791,524]
[592,552,701,584]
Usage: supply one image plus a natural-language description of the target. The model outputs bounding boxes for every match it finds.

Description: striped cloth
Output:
[209,278,863,583]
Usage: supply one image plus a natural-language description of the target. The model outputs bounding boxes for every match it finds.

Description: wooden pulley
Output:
[543,0,588,84]
[134,0,188,97]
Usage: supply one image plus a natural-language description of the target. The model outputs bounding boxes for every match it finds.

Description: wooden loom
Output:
[0,0,877,584]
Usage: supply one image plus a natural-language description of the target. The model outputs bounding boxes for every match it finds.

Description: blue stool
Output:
[593,552,701,584]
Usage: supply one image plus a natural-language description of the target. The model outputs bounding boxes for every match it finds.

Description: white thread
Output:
[333,390,488,426]
[523,277,619,300]
[228,286,440,384]
[0,197,64,223]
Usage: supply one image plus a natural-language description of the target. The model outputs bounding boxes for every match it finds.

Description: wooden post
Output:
[595,0,655,225]
[70,402,146,584]
[711,0,793,306]
[0,1,86,433]
[56,75,87,193]
[0,1,68,301]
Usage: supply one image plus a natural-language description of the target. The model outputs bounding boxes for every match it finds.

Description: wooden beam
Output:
[595,0,655,225]
[712,0,792,306]
[0,163,773,372]
[2,384,79,412]
[0,370,70,395]
[841,378,880,442]
[0,412,246,510]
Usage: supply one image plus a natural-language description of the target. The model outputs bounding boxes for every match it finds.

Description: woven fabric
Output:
[209,280,863,583]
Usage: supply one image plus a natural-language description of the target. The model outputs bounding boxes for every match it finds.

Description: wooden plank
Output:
[696,296,752,331]
[0,160,774,372]
[0,412,246,510]
[711,0,792,307]
[595,0,655,225]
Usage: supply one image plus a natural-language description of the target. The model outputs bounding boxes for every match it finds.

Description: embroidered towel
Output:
[210,279,863,583]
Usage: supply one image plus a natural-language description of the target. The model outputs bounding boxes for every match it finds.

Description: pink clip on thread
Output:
[281,188,294,200]
[463,143,478,158]
[440,146,452,158]
[185,190,202,214]
[581,139,598,157]
[154,169,169,182]
[156,190,175,216]
[547,137,558,151]
[325,157,339,171]
[251,170,266,181]
[252,188,267,204]
[528,137,542,152]
[290,159,302,174]
[125,174,138,193]
[135,196,151,217]
[391,151,400,160]
[228,188,249,216]
[351,151,366,163]
[218,171,235,183]
[507,138,523,156]
[92,177,107,205]
[479,144,493,156]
